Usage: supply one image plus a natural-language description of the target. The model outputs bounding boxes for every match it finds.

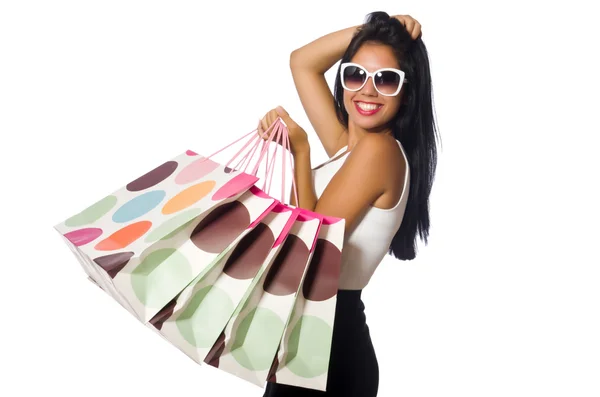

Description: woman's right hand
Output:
[257,106,310,156]
[393,14,422,39]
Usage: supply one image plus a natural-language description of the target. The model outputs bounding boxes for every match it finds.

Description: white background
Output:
[1,1,599,396]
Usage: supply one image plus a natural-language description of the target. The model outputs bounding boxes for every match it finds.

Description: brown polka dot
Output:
[264,235,309,296]
[302,239,342,301]
[126,161,178,192]
[223,223,274,280]
[204,331,226,367]
[190,202,251,254]
[149,298,177,330]
[93,252,134,278]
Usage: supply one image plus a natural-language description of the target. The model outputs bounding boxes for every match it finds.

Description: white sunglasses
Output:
[340,62,407,97]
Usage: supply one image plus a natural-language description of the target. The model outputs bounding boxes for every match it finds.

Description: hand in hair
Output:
[392,14,422,39]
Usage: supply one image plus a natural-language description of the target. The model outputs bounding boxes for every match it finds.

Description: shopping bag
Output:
[146,118,302,366]
[54,150,267,321]
[204,209,322,387]
[267,214,345,391]
[148,201,298,364]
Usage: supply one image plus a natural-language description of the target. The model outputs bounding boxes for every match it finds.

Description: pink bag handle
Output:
[200,118,298,205]
[261,119,298,205]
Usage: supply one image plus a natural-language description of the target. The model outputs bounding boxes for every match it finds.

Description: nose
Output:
[360,76,377,96]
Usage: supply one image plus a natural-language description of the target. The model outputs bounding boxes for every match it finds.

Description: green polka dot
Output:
[65,195,118,227]
[232,308,284,370]
[145,208,204,243]
[176,286,234,348]
[234,267,269,315]
[131,248,192,307]
[285,315,332,378]
[237,284,259,315]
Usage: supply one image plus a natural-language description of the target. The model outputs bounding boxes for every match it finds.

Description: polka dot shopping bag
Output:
[54,118,345,393]
[201,119,346,392]
[54,136,278,323]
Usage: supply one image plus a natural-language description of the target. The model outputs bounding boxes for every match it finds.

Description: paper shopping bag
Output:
[108,184,276,322]
[204,210,322,388]
[54,150,266,321]
[267,214,345,391]
[148,202,297,364]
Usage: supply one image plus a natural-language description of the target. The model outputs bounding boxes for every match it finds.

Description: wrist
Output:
[292,145,310,158]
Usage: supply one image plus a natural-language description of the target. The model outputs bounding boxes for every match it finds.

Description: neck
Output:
[346,121,393,150]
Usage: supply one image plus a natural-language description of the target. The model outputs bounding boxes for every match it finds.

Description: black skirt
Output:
[262,289,379,396]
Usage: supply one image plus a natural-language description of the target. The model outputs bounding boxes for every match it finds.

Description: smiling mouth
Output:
[354,101,383,115]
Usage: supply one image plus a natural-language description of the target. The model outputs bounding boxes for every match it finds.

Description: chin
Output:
[346,105,391,131]
[351,115,392,132]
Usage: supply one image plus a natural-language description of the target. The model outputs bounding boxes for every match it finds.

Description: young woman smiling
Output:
[258,11,439,397]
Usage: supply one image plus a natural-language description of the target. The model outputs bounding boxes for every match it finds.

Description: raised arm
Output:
[289,24,360,158]
[289,15,422,158]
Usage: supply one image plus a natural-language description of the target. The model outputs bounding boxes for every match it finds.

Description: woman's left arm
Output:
[259,107,393,232]
[291,132,395,233]
[290,148,318,210]
[312,134,392,232]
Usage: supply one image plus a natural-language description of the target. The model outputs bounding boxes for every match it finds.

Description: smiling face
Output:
[342,42,405,133]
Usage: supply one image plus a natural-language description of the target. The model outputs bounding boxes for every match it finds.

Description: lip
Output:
[354,101,383,116]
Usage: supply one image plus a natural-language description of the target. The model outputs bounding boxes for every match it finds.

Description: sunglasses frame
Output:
[340,62,408,97]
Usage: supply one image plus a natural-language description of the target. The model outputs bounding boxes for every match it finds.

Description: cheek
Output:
[343,91,352,111]
[389,99,402,114]
[382,97,402,118]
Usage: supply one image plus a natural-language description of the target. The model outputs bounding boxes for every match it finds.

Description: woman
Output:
[258,11,439,396]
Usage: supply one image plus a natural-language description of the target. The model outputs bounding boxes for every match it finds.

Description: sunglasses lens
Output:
[374,71,401,95]
[342,66,366,90]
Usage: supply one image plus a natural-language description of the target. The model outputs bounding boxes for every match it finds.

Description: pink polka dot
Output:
[211,173,259,201]
[64,228,103,246]
[175,158,220,185]
[186,150,198,156]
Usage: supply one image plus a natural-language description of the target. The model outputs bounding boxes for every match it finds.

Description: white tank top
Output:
[312,139,410,290]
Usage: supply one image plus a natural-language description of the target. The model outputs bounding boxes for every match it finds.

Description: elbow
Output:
[290,49,301,70]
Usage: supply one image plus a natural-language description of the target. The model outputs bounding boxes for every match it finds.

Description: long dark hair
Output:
[333,11,440,260]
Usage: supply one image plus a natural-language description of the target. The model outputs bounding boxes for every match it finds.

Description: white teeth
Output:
[357,102,381,111]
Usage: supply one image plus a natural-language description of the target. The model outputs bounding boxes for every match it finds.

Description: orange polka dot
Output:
[162,180,216,215]
[94,221,152,251]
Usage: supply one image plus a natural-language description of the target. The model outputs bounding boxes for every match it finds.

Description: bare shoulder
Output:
[313,133,405,227]
[349,134,406,202]
[350,133,405,173]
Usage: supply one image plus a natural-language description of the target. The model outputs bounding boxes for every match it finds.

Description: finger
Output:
[271,110,285,140]
[275,106,295,126]
[412,21,422,39]
[260,118,270,138]
[267,110,276,129]
[260,110,277,141]
[395,15,420,40]
[395,15,410,27]
[258,120,269,140]
[270,108,281,126]
[402,18,415,36]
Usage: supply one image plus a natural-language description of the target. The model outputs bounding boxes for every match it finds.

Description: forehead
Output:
[350,42,400,71]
